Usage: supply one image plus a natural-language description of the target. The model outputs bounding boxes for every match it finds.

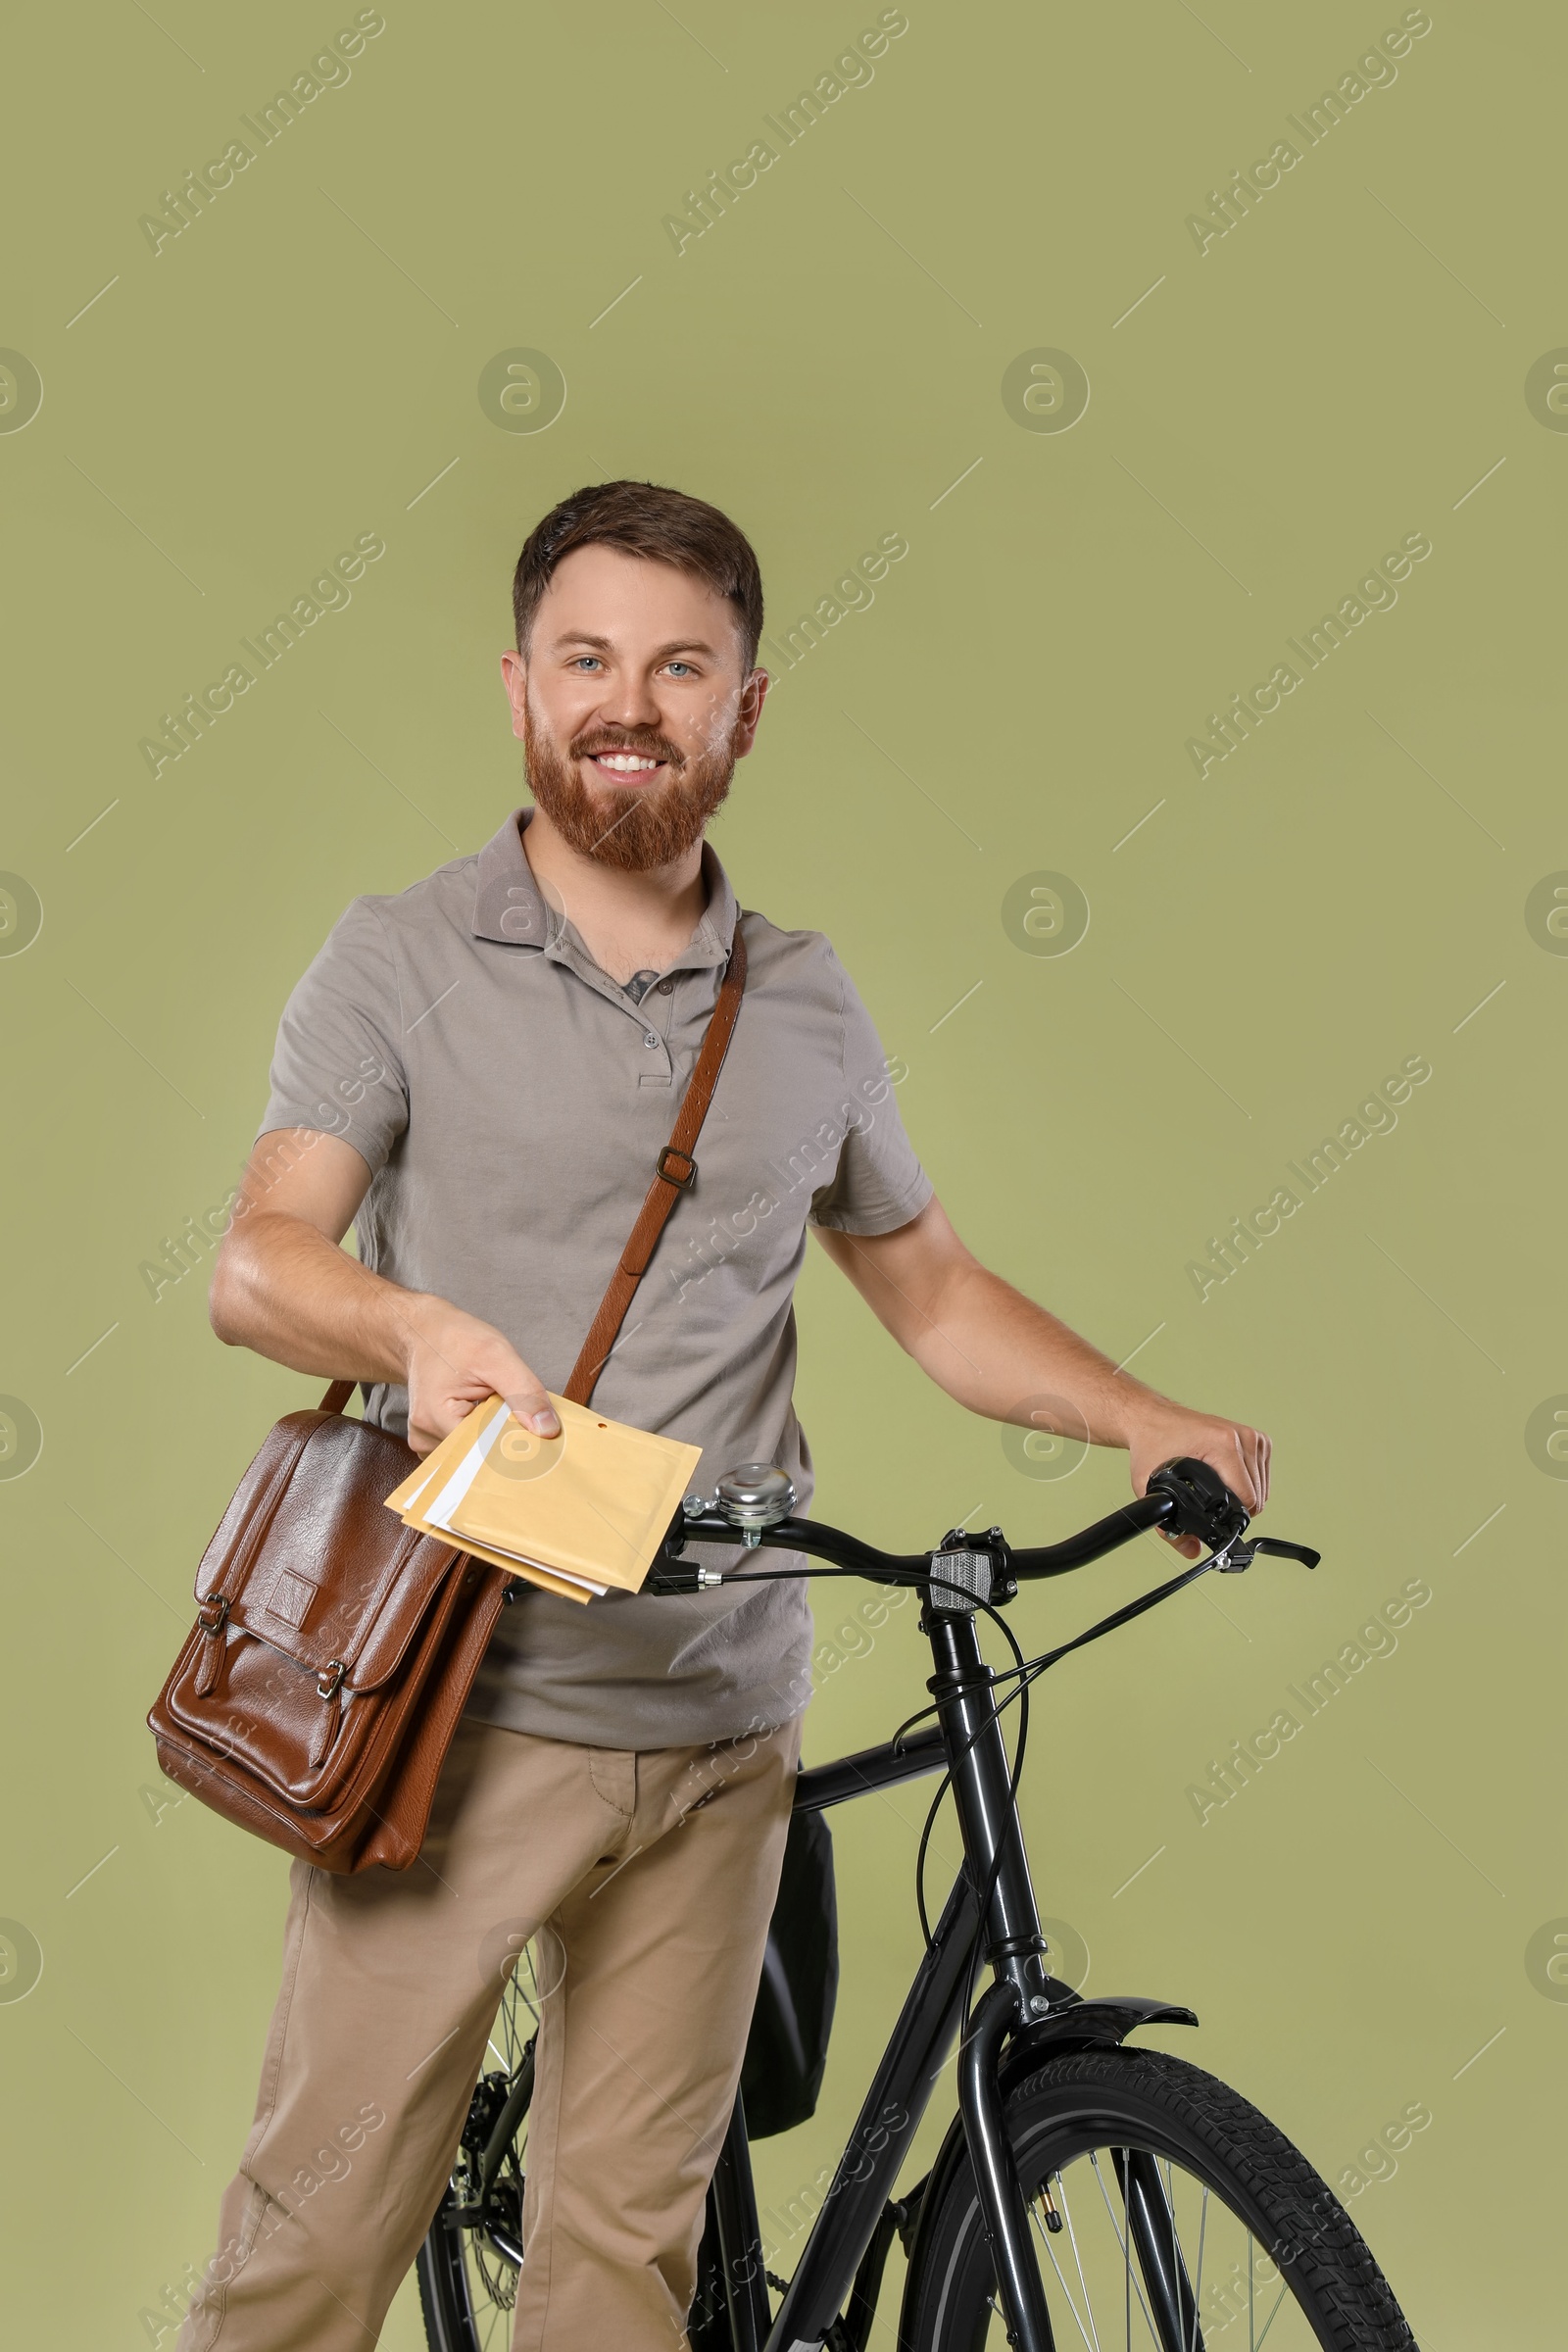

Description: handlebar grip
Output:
[1146,1456,1251,1549]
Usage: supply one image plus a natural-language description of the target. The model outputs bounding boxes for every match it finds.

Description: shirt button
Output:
[656,978,674,996]
[643,1032,660,1049]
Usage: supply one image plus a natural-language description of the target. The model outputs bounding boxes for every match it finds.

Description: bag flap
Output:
[198,1410,464,1688]
[196,1412,318,1602]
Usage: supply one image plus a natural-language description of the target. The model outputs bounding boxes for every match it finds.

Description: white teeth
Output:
[595,753,660,771]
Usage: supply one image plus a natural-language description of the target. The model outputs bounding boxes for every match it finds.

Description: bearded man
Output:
[181,480,1270,2349]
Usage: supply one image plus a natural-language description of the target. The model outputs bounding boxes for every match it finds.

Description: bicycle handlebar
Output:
[647,1455,1320,1594]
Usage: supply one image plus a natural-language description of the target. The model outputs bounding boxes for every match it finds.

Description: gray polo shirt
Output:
[258,808,932,1748]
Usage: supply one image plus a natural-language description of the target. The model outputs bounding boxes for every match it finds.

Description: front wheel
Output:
[416,1972,535,2352]
[904,2046,1416,2351]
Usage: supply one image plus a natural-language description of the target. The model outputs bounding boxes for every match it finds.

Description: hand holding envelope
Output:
[383,1395,703,1604]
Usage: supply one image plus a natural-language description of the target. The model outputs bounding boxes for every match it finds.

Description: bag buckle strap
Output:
[317,1660,347,1699]
[197,1594,230,1636]
[656,1145,697,1191]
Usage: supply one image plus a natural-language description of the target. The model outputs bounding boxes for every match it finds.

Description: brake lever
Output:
[1213,1535,1322,1574]
[1252,1535,1321,1568]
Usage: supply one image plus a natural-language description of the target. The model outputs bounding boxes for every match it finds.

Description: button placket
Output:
[639,995,672,1080]
[541,930,726,1085]
[617,971,672,1083]
[632,973,675,1051]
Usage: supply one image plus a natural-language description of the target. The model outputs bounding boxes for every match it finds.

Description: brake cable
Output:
[906,1548,1232,1951]
[651,1531,1313,1954]
[673,1553,1031,1947]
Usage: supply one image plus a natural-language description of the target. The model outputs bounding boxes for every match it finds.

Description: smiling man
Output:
[182,480,1269,2351]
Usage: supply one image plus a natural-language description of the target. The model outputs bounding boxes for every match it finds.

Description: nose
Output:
[596,668,663,735]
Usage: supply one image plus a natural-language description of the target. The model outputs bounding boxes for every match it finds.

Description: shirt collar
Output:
[471,807,738,971]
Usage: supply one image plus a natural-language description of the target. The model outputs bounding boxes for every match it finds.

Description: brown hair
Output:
[513,480,764,670]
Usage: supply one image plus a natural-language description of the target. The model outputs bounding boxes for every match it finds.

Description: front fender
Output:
[895,1993,1197,2346]
[998,1992,1198,2099]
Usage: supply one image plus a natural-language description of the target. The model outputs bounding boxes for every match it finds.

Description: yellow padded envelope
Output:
[382,1396,503,1515]
[383,1394,701,1605]
[383,1399,591,1603]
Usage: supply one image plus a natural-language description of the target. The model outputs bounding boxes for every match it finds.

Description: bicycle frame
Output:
[670,1497,1211,2352]
[422,1462,1323,2350]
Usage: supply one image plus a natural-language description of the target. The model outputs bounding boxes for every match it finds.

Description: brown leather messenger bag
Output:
[147,932,747,1874]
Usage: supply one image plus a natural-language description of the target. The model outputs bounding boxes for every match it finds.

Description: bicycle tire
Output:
[903,2045,1416,2352]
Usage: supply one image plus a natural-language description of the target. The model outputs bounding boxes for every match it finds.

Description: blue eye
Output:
[571,656,602,671]
[666,662,694,677]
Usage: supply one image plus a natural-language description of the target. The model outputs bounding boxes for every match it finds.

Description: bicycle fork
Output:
[929,1604,1058,2352]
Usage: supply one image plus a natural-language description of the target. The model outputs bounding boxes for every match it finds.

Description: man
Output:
[182,480,1269,2349]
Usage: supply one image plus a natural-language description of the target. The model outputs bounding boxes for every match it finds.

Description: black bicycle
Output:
[417,1456,1417,2351]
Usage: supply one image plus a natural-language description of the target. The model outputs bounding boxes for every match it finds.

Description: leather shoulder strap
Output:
[318,1381,357,1415]
[564,927,748,1407]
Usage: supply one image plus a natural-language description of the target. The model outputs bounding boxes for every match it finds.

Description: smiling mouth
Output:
[581,749,669,784]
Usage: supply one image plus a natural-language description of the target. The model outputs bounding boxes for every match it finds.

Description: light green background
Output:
[2,1,1561,2342]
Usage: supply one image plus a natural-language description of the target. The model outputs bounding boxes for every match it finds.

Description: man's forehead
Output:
[533,545,743,652]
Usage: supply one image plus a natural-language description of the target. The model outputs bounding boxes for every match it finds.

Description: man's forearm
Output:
[210,1211,430,1387]
[817,1196,1269,1542]
[900,1257,1164,1445]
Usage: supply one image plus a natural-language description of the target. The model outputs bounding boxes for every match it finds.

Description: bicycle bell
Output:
[713,1463,797,1545]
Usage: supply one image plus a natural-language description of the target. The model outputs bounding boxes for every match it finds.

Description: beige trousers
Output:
[177,1711,802,2351]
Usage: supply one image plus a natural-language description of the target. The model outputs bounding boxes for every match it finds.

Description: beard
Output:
[523,694,737,872]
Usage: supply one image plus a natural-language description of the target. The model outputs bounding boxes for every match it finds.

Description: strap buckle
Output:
[317,1660,347,1699]
[197,1594,230,1635]
[656,1145,697,1191]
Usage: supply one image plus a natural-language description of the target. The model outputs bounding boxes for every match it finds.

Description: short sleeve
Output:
[807,951,934,1236]
[257,900,410,1176]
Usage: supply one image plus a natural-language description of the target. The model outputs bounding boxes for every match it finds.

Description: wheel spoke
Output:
[1189,2186,1208,2352]
[1251,2280,1291,2348]
[1056,2150,1310,2352]
[1125,2177,1133,2352]
[1054,2171,1104,2352]
[1030,2198,1098,2352]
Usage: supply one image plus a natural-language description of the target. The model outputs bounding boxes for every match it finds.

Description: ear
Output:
[500,648,528,742]
[734,667,771,759]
